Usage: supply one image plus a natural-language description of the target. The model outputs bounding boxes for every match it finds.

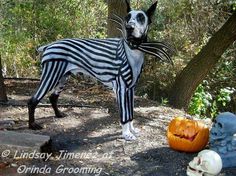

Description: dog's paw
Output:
[29,122,43,130]
[55,111,67,118]
[130,127,141,137]
[122,131,137,141]
[129,121,141,137]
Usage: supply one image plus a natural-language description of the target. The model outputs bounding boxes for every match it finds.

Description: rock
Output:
[0,130,51,158]
[0,119,15,129]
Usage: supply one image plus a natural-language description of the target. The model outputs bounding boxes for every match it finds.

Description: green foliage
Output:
[188,83,235,119]
[160,97,169,106]
[217,87,235,107]
[230,0,236,11]
[188,83,212,118]
[188,42,236,118]
[0,0,107,77]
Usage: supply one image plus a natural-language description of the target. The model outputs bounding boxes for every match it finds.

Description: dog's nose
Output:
[126,23,135,31]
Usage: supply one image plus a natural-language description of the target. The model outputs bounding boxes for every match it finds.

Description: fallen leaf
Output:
[0,162,10,169]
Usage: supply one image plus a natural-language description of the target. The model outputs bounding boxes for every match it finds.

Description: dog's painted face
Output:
[124,1,157,42]
[125,10,148,39]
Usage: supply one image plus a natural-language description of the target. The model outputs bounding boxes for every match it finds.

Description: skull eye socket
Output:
[125,13,131,22]
[218,123,223,128]
[200,161,209,171]
[197,158,201,165]
[137,13,145,24]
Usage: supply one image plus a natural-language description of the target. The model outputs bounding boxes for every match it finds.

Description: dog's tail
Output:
[36,44,50,59]
[37,45,49,54]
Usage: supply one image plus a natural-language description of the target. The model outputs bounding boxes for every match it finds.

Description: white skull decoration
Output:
[187,150,222,176]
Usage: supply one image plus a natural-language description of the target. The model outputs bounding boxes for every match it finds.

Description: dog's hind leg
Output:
[28,97,42,130]
[126,87,140,137]
[28,61,68,130]
[49,74,70,118]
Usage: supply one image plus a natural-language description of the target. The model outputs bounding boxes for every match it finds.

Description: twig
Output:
[0,102,104,109]
[4,77,40,81]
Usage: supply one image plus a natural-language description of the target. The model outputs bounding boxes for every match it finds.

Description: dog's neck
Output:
[126,35,147,49]
[124,40,144,57]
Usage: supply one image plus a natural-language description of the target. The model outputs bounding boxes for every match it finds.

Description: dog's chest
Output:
[125,46,144,86]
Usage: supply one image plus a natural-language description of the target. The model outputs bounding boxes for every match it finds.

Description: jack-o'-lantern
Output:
[167,117,209,152]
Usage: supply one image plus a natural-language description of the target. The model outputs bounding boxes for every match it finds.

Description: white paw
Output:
[129,121,141,137]
[122,131,137,141]
[130,127,141,137]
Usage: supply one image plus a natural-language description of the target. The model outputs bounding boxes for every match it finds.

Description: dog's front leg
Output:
[116,84,138,140]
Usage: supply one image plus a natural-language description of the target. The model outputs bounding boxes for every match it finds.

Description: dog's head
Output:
[124,0,157,46]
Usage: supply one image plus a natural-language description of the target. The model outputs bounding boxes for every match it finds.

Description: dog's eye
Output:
[125,14,131,22]
[137,13,145,24]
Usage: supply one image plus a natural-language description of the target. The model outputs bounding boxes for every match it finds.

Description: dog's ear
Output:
[146,1,157,24]
[125,0,131,13]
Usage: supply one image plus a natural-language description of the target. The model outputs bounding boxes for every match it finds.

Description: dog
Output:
[28,1,169,141]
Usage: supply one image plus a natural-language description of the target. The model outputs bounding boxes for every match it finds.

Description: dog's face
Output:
[124,1,157,42]
[125,10,148,39]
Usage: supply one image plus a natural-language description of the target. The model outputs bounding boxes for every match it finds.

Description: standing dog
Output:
[28,1,172,140]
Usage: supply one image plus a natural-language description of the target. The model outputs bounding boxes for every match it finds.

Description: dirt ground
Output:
[0,79,236,176]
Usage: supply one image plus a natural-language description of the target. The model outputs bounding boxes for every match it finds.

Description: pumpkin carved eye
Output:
[167,117,209,152]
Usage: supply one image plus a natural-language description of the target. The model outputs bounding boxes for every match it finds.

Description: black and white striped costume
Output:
[28,0,173,138]
[32,38,142,124]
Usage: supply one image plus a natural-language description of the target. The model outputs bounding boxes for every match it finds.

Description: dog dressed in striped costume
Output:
[28,0,173,140]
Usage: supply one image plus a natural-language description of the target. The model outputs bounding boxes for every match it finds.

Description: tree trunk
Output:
[107,0,129,37]
[169,12,236,109]
[0,56,7,102]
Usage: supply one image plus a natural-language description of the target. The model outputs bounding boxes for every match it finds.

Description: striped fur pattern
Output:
[29,38,141,127]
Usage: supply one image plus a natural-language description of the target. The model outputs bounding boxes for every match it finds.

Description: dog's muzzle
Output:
[126,23,135,38]
[126,23,135,31]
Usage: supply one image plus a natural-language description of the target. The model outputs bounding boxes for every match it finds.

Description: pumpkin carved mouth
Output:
[173,132,199,141]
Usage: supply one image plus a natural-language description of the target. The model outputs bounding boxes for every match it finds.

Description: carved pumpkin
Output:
[167,117,209,152]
